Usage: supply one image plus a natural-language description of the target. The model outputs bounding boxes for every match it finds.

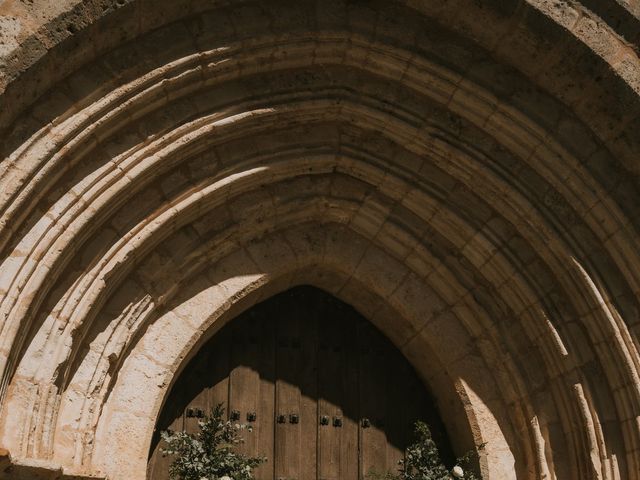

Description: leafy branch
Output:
[368,421,483,480]
[161,404,265,480]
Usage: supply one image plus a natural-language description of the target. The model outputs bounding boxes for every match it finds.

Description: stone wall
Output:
[0,1,639,478]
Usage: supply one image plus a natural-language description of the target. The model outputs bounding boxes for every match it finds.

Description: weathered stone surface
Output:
[0,1,639,479]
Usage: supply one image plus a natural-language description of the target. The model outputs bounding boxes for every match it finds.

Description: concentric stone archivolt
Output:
[0,1,639,480]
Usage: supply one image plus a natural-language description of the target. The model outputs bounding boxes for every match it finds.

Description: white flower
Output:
[452,465,464,478]
[219,476,232,480]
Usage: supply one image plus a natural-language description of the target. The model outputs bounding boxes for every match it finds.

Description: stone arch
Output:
[87,234,513,479]
[0,1,638,479]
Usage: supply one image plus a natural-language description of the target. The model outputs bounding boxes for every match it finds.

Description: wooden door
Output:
[148,286,450,480]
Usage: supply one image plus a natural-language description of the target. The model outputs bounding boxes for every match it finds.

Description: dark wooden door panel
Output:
[275,309,303,480]
[184,346,212,435]
[385,342,407,475]
[339,312,360,480]
[318,312,341,480]
[318,301,359,480]
[253,310,276,480]
[297,294,319,480]
[148,287,449,480]
[207,327,231,422]
[230,321,261,457]
[147,397,183,479]
[358,320,389,478]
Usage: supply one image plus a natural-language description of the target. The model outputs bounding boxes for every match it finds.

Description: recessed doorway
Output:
[148,286,452,479]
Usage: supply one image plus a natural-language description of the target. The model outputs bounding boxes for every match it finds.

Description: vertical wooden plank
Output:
[229,313,261,457]
[397,357,415,475]
[358,319,388,479]
[318,309,341,480]
[207,326,231,415]
[298,290,318,480]
[339,304,360,480]
[318,298,359,480]
[254,306,276,480]
[182,344,214,435]
[274,290,318,480]
[275,293,300,480]
[385,343,406,476]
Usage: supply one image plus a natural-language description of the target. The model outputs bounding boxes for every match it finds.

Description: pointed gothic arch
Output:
[0,1,639,479]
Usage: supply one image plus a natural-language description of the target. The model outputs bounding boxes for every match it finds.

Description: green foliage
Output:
[401,421,453,480]
[161,404,265,480]
[454,448,483,480]
[368,421,482,480]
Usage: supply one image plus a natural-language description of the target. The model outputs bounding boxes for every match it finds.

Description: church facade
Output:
[0,1,639,479]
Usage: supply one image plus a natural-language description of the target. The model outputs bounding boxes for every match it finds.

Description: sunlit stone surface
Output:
[0,1,639,479]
